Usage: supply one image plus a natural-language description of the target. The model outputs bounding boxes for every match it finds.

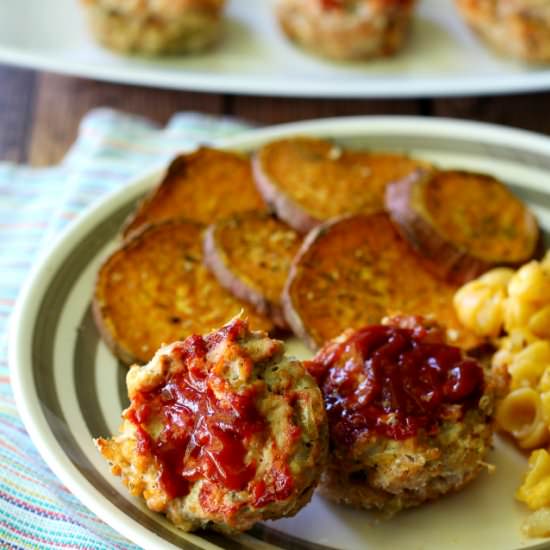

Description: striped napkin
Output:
[1,109,249,549]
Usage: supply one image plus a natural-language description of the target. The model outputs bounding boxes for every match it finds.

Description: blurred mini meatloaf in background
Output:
[455,0,550,62]
[81,0,226,55]
[276,0,418,60]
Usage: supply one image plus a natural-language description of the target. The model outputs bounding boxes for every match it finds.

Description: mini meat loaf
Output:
[276,0,418,61]
[96,318,328,534]
[455,0,550,62]
[306,316,494,515]
[81,0,226,55]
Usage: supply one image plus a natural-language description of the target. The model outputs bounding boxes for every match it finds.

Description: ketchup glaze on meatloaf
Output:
[96,318,327,534]
[307,315,494,514]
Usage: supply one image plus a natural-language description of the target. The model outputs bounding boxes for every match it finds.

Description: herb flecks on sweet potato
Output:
[283,212,479,350]
[253,137,424,233]
[386,168,539,284]
[123,147,266,239]
[204,211,301,328]
[94,219,274,365]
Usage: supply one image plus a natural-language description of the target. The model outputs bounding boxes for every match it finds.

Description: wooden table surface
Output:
[2,63,550,166]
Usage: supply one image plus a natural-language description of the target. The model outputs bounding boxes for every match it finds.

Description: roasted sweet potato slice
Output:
[386,168,539,284]
[94,219,274,365]
[252,137,424,233]
[283,213,478,350]
[203,212,302,328]
[123,147,266,239]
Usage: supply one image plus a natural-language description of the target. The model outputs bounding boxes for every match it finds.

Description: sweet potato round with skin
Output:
[386,168,539,284]
[93,219,274,365]
[283,212,479,350]
[123,147,266,239]
[203,212,302,328]
[252,137,425,234]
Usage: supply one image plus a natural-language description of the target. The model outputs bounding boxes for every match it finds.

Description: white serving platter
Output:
[2,0,550,97]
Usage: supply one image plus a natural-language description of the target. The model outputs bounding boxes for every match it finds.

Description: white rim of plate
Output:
[2,47,550,98]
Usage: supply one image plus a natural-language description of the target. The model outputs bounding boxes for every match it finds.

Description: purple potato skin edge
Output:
[385,168,539,285]
[252,152,321,235]
[203,223,289,329]
[92,291,139,366]
[281,216,359,351]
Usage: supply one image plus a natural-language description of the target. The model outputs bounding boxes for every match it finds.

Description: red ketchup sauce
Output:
[126,321,267,501]
[321,0,344,9]
[320,0,413,10]
[307,323,484,445]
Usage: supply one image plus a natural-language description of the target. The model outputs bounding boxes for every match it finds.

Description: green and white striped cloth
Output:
[1,109,249,549]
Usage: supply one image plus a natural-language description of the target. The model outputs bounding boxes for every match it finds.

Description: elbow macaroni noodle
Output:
[496,387,548,449]
[453,268,513,339]
[517,449,550,510]
[454,252,550,536]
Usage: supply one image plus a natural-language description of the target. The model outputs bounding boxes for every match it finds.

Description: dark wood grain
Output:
[229,95,422,126]
[0,65,36,163]
[434,94,550,136]
[28,73,225,166]
[2,65,550,167]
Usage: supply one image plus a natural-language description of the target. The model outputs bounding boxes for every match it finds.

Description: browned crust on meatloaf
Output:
[123,147,266,239]
[385,168,539,284]
[252,137,425,233]
[81,0,226,55]
[276,0,418,61]
[455,0,550,63]
[93,219,273,365]
[319,405,494,515]
[82,0,225,18]
[203,211,301,328]
[96,318,328,533]
[282,212,480,350]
